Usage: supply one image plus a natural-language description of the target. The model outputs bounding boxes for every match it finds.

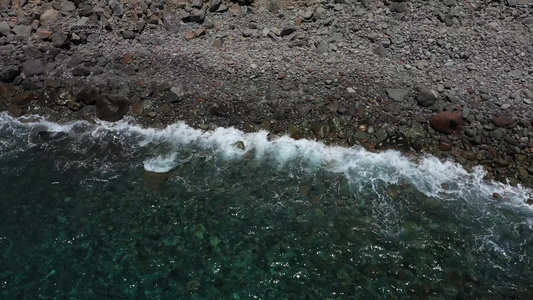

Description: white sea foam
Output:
[143,153,179,173]
[1,112,532,208]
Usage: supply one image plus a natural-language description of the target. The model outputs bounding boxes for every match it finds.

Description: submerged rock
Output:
[142,171,170,187]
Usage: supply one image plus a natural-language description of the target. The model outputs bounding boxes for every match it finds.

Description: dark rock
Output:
[281,27,297,37]
[386,88,409,102]
[389,3,408,13]
[0,83,16,102]
[210,105,231,117]
[375,133,410,151]
[38,88,59,105]
[12,24,32,37]
[8,105,24,117]
[76,86,100,105]
[72,66,91,76]
[0,21,10,37]
[67,56,85,68]
[417,88,436,107]
[209,0,222,12]
[0,66,20,83]
[10,91,33,105]
[374,45,388,57]
[109,0,124,17]
[95,94,129,122]
[29,130,67,144]
[311,122,331,139]
[21,81,42,90]
[131,102,143,115]
[67,98,83,111]
[122,30,136,39]
[22,59,44,77]
[51,33,69,48]
[360,0,372,7]
[190,9,205,23]
[430,112,462,134]
[492,116,514,127]
[165,87,185,103]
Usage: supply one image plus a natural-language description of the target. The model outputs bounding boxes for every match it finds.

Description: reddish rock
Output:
[11,91,34,105]
[492,116,514,127]
[0,83,16,101]
[131,102,143,115]
[184,31,194,40]
[121,53,134,65]
[430,112,462,134]
[439,141,453,151]
[492,192,503,200]
[36,28,53,40]
[295,18,303,26]
[194,27,206,37]
[8,105,23,117]
[278,72,286,80]
[488,147,497,157]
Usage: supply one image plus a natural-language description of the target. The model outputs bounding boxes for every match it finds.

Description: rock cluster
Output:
[0,0,532,193]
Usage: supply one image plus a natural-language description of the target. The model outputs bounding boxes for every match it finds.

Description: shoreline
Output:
[1,0,532,193]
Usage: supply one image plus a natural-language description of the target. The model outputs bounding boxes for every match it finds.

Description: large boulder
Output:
[95,94,129,122]
[430,112,462,134]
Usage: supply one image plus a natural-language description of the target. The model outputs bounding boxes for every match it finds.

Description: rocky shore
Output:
[0,0,532,197]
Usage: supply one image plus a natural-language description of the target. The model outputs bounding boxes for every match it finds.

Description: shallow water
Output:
[1,113,532,299]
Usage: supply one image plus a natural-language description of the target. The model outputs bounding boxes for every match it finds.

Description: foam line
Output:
[0,112,531,208]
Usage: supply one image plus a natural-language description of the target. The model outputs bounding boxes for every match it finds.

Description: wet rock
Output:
[142,171,170,187]
[492,116,514,127]
[8,105,24,117]
[76,86,100,105]
[22,59,44,77]
[234,141,245,150]
[376,133,410,151]
[10,91,33,105]
[311,122,331,139]
[131,102,143,115]
[29,130,67,144]
[430,112,462,134]
[95,94,129,122]
[38,88,59,105]
[0,83,16,102]
[67,98,83,111]
[386,88,409,102]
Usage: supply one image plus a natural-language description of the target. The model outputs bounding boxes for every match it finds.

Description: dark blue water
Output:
[1,114,532,299]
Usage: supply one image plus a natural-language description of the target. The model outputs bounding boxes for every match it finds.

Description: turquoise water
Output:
[1,113,532,299]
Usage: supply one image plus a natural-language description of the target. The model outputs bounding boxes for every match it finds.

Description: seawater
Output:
[1,112,532,299]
